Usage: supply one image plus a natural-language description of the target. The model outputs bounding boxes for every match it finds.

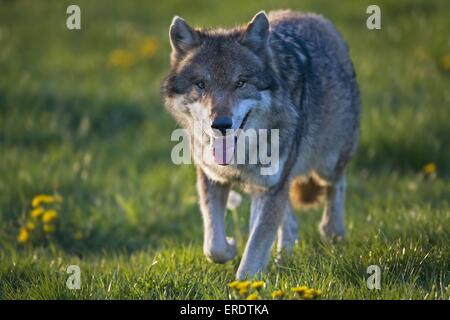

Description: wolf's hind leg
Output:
[319,174,346,241]
[197,168,237,263]
[276,205,298,258]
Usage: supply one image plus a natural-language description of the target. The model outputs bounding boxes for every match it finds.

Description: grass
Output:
[0,0,449,299]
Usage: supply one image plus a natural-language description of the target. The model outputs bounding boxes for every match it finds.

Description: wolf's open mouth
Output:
[211,110,252,166]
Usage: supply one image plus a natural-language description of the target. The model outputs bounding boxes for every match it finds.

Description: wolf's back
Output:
[268,10,356,87]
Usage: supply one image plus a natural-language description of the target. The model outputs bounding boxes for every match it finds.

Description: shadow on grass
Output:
[353,112,449,177]
[0,90,161,148]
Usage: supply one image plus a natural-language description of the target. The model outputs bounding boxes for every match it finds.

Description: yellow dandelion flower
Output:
[251,281,265,290]
[291,285,308,295]
[302,291,314,299]
[239,287,248,296]
[236,281,251,290]
[18,227,29,244]
[32,195,55,208]
[26,221,36,231]
[422,162,437,175]
[440,54,450,71]
[108,49,135,68]
[43,224,55,234]
[271,290,286,299]
[139,37,159,58]
[227,280,240,289]
[31,207,44,218]
[302,288,321,300]
[42,210,58,223]
[246,293,258,300]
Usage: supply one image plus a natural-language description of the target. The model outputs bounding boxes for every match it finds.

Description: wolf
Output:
[162,10,360,280]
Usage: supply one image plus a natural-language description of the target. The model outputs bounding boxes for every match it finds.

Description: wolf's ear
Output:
[169,16,200,57]
[241,11,269,52]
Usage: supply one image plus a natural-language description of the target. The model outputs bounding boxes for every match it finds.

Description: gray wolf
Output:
[162,10,360,279]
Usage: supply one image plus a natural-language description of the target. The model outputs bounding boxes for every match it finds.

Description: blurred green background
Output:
[0,0,449,299]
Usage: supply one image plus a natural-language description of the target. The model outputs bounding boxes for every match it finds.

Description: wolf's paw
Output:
[204,237,237,264]
[319,222,345,242]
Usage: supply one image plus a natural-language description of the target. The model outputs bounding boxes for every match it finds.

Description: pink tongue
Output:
[212,134,236,165]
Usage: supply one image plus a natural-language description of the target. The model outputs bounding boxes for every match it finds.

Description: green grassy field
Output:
[0,0,449,299]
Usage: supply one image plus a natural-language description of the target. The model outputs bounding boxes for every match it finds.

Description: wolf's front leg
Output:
[197,168,237,263]
[236,186,288,279]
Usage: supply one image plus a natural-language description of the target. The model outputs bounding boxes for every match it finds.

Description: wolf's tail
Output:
[289,176,324,209]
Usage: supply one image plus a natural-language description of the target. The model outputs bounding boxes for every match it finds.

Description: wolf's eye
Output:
[236,80,246,89]
[196,81,206,90]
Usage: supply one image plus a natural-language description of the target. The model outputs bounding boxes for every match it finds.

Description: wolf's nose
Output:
[211,116,233,135]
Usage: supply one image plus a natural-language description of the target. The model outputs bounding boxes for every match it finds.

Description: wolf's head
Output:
[162,12,279,162]
[162,12,278,165]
